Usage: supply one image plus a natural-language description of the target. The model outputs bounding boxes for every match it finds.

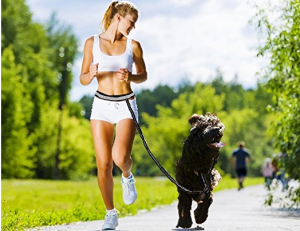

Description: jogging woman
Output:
[80,1,147,229]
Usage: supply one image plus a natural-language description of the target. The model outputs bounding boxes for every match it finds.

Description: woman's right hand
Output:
[89,63,99,79]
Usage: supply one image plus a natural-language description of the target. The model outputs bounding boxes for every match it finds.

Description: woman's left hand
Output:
[116,68,131,82]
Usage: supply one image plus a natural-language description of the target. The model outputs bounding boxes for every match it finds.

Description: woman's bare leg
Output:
[91,119,114,210]
[112,119,136,177]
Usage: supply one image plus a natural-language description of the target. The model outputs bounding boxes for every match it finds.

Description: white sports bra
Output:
[92,35,134,72]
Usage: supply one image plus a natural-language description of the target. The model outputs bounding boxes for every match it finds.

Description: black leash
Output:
[125,99,210,195]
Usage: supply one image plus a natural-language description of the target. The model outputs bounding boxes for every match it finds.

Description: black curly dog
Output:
[175,113,225,228]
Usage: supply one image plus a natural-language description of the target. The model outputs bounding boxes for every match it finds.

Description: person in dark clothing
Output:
[230,142,251,190]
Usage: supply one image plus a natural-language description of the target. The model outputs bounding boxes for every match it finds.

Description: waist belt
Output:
[95,91,135,102]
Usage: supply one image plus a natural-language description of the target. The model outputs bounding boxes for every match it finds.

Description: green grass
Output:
[1,176,263,231]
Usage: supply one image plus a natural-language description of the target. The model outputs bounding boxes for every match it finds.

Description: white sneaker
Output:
[102,211,118,230]
[121,173,137,205]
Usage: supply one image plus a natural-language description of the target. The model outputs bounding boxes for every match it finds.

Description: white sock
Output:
[122,173,133,182]
[106,208,116,214]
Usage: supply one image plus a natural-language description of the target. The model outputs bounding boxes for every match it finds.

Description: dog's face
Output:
[188,113,225,151]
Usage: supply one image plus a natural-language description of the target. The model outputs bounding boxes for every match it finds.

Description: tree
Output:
[1,47,35,178]
[132,83,225,176]
[45,13,78,179]
[220,108,274,176]
[136,85,178,125]
[79,96,93,120]
[253,0,300,204]
[1,0,94,180]
[1,0,52,178]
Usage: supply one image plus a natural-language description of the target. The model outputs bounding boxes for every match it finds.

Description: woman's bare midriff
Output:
[96,71,133,95]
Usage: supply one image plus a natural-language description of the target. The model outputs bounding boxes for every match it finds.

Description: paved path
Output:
[31,185,300,231]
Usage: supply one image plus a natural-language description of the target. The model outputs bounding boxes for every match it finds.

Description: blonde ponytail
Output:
[101,1,119,31]
[101,1,139,31]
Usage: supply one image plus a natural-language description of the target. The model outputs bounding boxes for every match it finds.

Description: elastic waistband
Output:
[95,91,135,102]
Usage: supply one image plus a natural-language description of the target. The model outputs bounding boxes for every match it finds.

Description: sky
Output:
[26,0,268,101]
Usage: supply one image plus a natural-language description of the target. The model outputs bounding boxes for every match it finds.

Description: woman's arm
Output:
[129,40,147,83]
[80,37,98,85]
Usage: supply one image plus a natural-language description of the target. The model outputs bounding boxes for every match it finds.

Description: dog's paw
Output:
[194,198,212,224]
[194,212,208,224]
[176,211,193,228]
[176,219,193,229]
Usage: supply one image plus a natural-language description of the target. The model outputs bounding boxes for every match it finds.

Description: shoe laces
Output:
[104,212,117,223]
[122,178,135,195]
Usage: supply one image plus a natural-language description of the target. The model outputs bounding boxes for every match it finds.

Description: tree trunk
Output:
[54,108,63,179]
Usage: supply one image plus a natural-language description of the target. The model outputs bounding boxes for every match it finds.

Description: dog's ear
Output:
[188,114,201,127]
